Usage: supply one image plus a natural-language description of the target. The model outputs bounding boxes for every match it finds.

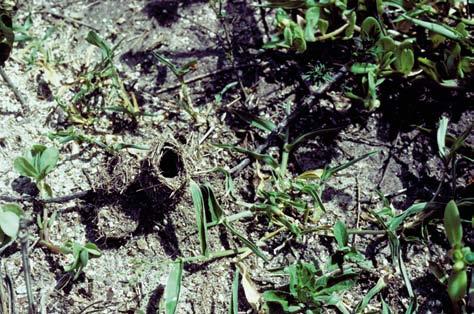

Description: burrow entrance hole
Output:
[159,147,183,178]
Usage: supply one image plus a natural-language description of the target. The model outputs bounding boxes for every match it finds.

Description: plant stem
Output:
[207,210,254,228]
[19,221,35,314]
[182,247,249,263]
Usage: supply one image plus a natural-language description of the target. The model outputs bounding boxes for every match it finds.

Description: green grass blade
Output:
[387,202,427,232]
[285,127,341,152]
[355,276,388,313]
[214,144,279,168]
[163,260,183,314]
[233,110,276,133]
[229,268,240,314]
[190,180,209,256]
[326,151,378,179]
[224,221,268,262]
[402,15,464,41]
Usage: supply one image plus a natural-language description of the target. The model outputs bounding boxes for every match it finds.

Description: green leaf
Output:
[214,144,279,168]
[381,298,393,314]
[190,180,209,256]
[387,202,427,231]
[0,210,20,238]
[39,147,59,176]
[444,200,462,247]
[395,45,414,75]
[361,17,382,41]
[79,249,89,268]
[224,221,268,262]
[85,242,101,256]
[325,151,378,180]
[86,31,112,58]
[285,127,340,152]
[13,157,39,179]
[350,63,378,74]
[233,111,276,133]
[447,270,467,302]
[402,15,464,41]
[164,260,183,314]
[2,204,23,216]
[333,220,348,248]
[355,276,388,313]
[304,7,320,42]
[262,290,292,312]
[437,116,449,159]
[344,11,356,39]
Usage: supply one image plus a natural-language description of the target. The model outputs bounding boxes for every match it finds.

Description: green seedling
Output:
[13,144,59,198]
[190,180,267,261]
[13,14,60,71]
[0,204,23,252]
[58,31,140,126]
[61,241,101,280]
[262,261,355,313]
[152,52,199,121]
[331,221,369,270]
[443,200,473,306]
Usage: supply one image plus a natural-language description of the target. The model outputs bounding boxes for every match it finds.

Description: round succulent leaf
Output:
[447,270,467,302]
[444,200,463,247]
[0,210,20,238]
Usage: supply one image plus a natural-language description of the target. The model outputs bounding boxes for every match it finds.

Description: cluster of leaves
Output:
[60,241,102,280]
[443,200,473,303]
[13,14,60,70]
[262,221,370,313]
[58,31,140,126]
[263,0,473,109]
[13,144,59,197]
[8,145,102,282]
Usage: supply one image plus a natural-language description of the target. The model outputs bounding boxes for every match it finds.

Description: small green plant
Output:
[262,260,356,313]
[152,52,199,121]
[13,144,59,198]
[61,241,101,280]
[58,31,140,126]
[0,204,23,251]
[13,14,60,71]
[443,200,473,306]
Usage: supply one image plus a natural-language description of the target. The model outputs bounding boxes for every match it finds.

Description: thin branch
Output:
[0,67,28,113]
[0,190,91,204]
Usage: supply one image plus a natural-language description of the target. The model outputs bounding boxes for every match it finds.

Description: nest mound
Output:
[92,152,142,195]
[138,135,190,205]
